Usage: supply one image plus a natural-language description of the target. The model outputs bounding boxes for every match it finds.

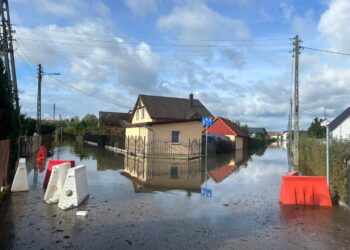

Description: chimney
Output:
[189,93,194,108]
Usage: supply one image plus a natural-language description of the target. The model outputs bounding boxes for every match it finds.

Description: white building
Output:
[329,107,350,140]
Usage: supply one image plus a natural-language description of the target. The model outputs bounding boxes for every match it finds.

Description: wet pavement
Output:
[1,141,350,249]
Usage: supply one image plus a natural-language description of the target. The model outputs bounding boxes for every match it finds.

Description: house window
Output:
[170,166,180,179]
[136,110,139,120]
[171,131,180,143]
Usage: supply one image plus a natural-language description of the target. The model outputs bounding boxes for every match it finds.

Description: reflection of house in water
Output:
[123,156,205,194]
[123,149,251,193]
[207,150,250,183]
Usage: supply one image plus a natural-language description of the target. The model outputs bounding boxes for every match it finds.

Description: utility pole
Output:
[288,98,293,171]
[36,64,60,134]
[292,35,302,167]
[0,0,19,110]
[36,64,43,134]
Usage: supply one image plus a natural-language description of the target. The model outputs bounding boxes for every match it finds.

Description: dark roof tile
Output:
[139,94,213,121]
[329,107,350,131]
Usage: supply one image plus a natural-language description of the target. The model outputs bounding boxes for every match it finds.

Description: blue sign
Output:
[202,117,213,127]
[201,187,212,198]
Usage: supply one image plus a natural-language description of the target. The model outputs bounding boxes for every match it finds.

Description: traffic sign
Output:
[202,117,213,127]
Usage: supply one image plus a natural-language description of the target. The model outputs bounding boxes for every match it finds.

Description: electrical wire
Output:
[302,46,350,56]
[47,75,124,108]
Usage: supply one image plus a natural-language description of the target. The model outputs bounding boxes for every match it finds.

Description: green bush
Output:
[299,135,350,204]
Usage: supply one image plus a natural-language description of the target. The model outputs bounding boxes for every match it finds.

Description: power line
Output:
[47,76,124,108]
[302,46,350,56]
[15,28,289,42]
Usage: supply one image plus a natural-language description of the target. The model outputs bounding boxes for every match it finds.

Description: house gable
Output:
[207,117,237,136]
[329,107,350,131]
[206,117,248,137]
[131,98,153,124]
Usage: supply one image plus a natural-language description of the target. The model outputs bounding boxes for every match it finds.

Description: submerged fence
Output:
[125,136,201,159]
[83,133,201,159]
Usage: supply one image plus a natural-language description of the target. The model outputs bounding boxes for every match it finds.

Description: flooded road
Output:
[1,141,350,249]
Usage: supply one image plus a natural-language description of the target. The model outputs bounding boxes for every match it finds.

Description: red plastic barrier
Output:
[36,146,47,162]
[43,160,75,188]
[280,172,332,207]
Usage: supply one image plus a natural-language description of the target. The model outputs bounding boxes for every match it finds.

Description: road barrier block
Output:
[58,165,89,210]
[11,158,29,192]
[44,163,70,204]
[37,146,47,173]
[280,172,332,207]
[44,160,75,188]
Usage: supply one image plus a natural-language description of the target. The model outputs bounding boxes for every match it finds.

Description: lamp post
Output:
[36,64,60,135]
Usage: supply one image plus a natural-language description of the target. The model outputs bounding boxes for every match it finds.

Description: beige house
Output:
[125,94,213,158]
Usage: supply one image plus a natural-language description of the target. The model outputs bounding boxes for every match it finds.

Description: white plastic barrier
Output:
[58,165,89,210]
[11,158,29,192]
[44,163,70,204]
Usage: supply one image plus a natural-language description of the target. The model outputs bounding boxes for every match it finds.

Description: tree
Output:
[0,58,20,181]
[82,114,98,127]
[307,117,326,139]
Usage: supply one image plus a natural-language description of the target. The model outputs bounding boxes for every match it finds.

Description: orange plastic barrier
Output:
[43,160,75,188]
[36,146,47,173]
[280,172,332,207]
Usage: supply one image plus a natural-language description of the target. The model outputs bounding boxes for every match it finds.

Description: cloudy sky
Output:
[10,0,350,131]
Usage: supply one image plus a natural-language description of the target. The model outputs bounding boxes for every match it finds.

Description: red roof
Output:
[205,117,248,137]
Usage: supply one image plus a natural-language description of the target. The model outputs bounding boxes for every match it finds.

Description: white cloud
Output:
[125,0,157,16]
[280,2,294,21]
[292,9,316,38]
[15,20,161,117]
[318,0,350,51]
[157,2,250,41]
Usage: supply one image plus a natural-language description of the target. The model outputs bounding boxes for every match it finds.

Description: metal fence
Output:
[19,135,41,156]
[125,136,201,158]
[0,139,10,186]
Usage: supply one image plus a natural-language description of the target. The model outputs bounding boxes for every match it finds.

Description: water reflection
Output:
[51,140,124,171]
[122,149,251,194]
[123,157,205,194]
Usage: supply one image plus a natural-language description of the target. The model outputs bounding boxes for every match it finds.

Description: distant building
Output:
[205,117,249,150]
[329,107,350,140]
[267,131,282,141]
[98,111,130,134]
[248,127,266,137]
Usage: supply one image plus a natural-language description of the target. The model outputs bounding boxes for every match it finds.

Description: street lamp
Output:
[36,64,60,135]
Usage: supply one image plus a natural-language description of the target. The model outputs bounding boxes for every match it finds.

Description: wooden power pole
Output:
[36,64,43,135]
[0,0,19,110]
[293,35,302,167]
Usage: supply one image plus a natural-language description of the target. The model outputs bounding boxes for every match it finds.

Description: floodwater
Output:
[1,141,350,249]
